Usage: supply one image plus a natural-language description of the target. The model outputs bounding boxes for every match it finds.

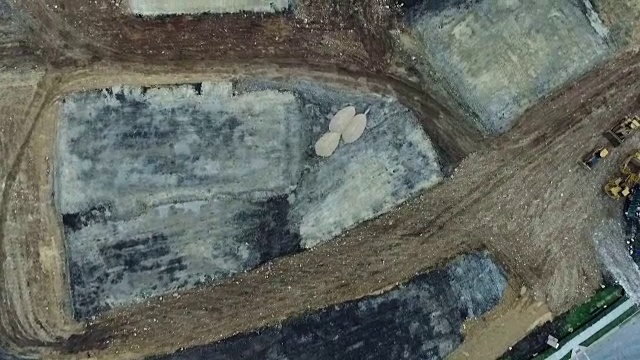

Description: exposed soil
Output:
[1,0,640,359]
[17,0,397,69]
[143,252,506,360]
[445,284,552,360]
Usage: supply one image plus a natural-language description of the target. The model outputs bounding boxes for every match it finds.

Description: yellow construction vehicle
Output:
[605,116,640,147]
[620,151,640,183]
[605,177,632,199]
[604,151,640,199]
[581,146,610,170]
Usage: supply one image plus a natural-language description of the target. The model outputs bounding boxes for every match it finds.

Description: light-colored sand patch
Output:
[445,284,552,360]
[129,0,290,16]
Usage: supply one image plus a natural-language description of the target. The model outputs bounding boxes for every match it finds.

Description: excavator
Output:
[581,146,610,170]
[601,124,640,261]
[580,116,640,171]
[604,178,631,199]
[605,115,640,147]
[604,151,640,199]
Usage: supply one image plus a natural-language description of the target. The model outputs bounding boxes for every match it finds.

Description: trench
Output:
[54,77,446,319]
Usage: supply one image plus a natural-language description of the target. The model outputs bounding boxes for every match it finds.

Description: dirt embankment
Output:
[17,0,396,69]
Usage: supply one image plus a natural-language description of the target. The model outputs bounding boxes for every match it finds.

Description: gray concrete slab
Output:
[406,0,613,133]
[55,80,443,318]
[585,311,640,360]
[545,299,635,360]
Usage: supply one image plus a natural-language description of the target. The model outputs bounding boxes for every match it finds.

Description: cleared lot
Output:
[406,0,612,132]
[56,79,441,319]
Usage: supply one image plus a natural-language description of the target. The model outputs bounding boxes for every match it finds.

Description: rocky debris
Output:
[314,132,341,157]
[342,113,367,143]
[593,219,640,304]
[328,105,356,134]
[317,107,368,157]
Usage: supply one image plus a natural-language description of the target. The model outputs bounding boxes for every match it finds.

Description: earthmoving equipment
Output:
[606,152,640,262]
[603,151,640,199]
[605,116,640,147]
[581,146,609,170]
[604,177,631,199]
[620,150,640,183]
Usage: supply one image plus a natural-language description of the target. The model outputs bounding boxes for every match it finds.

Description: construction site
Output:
[1,0,640,359]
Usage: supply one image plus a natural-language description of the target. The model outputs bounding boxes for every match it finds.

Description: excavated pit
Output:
[54,79,443,319]
[404,0,613,133]
[2,0,640,358]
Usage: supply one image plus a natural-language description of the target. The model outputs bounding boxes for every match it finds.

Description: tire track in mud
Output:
[0,72,66,352]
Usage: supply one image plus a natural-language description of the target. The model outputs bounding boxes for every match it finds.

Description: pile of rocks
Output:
[315,106,367,157]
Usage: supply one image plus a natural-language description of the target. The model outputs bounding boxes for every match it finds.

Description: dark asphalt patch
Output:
[147,252,507,360]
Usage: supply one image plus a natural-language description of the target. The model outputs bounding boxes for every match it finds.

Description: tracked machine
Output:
[580,116,640,171]
[604,150,640,261]
[596,116,640,261]
[604,151,640,200]
[581,146,610,170]
[604,115,640,147]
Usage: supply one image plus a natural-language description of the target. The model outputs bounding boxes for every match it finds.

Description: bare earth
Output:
[446,284,552,360]
[1,0,640,359]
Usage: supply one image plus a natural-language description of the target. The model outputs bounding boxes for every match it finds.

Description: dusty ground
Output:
[406,0,613,132]
[1,0,640,359]
[595,0,640,46]
[16,0,396,69]
[0,63,482,359]
[446,284,552,360]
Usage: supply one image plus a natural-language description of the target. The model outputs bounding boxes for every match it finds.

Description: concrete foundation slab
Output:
[407,0,613,133]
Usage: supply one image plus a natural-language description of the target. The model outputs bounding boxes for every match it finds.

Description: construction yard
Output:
[56,79,441,319]
[1,0,640,359]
